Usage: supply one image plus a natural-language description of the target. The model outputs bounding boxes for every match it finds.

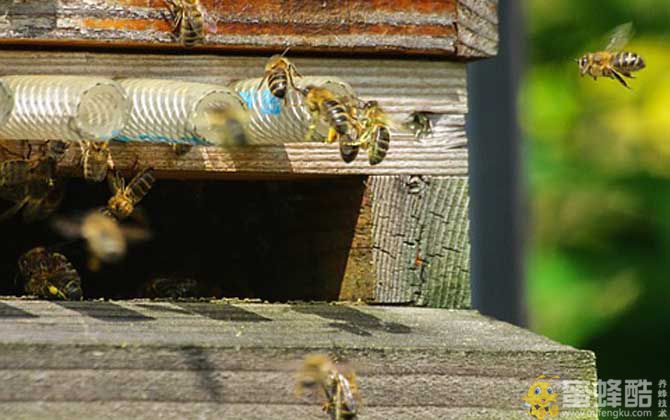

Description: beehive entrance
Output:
[0,177,370,301]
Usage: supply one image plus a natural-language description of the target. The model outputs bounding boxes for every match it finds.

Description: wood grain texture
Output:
[353,176,470,308]
[0,300,598,419]
[0,50,468,177]
[0,0,498,59]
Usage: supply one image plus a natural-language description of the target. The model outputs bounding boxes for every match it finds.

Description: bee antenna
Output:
[280,46,291,58]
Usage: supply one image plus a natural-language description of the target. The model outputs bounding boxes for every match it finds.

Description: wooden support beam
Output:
[341,176,470,308]
[0,0,498,59]
[0,300,598,419]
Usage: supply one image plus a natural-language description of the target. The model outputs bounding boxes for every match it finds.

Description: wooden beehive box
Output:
[0,1,598,418]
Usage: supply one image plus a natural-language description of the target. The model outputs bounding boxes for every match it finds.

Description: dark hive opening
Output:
[0,176,367,301]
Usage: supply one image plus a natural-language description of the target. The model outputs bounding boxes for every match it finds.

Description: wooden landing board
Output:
[0,0,498,59]
[0,300,597,420]
[0,50,468,177]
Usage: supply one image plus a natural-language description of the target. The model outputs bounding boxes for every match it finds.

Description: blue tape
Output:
[239,88,282,115]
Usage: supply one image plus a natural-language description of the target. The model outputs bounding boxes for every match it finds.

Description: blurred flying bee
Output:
[205,107,249,146]
[164,0,216,48]
[79,141,114,182]
[103,168,156,221]
[403,111,433,139]
[578,22,646,89]
[260,52,302,101]
[355,101,391,165]
[0,154,65,222]
[296,354,359,420]
[302,86,357,162]
[52,211,151,272]
[19,247,82,300]
[143,277,199,299]
[172,143,193,156]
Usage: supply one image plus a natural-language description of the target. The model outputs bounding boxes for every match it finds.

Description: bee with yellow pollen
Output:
[522,375,560,419]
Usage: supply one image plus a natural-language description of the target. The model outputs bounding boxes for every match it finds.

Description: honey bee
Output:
[103,168,156,221]
[44,140,70,162]
[164,0,216,48]
[260,52,302,101]
[0,155,65,222]
[296,354,359,420]
[172,143,193,156]
[143,277,199,299]
[79,141,114,182]
[52,211,151,271]
[355,101,391,165]
[578,22,646,89]
[18,247,82,300]
[403,111,433,139]
[302,86,357,162]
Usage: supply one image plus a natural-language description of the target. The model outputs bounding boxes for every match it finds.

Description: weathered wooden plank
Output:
[347,176,471,308]
[0,404,588,420]
[0,0,498,59]
[0,301,597,419]
[0,50,468,177]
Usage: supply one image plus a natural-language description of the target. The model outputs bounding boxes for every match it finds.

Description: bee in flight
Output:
[578,22,646,89]
[302,86,358,162]
[164,0,216,48]
[260,52,303,101]
[0,141,67,222]
[205,106,249,147]
[103,167,156,221]
[19,246,83,300]
[52,210,151,272]
[296,354,360,420]
[79,140,114,182]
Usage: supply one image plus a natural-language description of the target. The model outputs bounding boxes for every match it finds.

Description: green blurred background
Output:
[521,0,670,416]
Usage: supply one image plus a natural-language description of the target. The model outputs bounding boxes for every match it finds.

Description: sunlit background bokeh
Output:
[521,0,670,413]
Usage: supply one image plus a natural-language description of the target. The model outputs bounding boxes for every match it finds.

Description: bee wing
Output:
[125,168,155,205]
[120,224,152,243]
[23,181,65,223]
[107,169,124,194]
[605,22,634,51]
[198,3,218,34]
[51,214,84,239]
[1,160,31,186]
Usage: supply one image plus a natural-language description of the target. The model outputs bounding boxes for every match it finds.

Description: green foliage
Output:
[522,1,670,415]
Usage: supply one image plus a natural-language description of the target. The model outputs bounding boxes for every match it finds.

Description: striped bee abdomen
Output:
[324,100,350,135]
[613,52,646,73]
[267,70,287,99]
[369,126,390,165]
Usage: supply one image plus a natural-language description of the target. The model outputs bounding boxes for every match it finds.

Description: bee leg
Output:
[326,127,339,144]
[0,198,27,222]
[88,256,101,272]
[622,72,635,79]
[304,122,318,142]
[611,70,630,89]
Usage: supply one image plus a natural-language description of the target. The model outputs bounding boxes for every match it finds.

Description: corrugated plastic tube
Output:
[0,80,13,130]
[0,75,129,141]
[232,76,357,145]
[116,79,248,146]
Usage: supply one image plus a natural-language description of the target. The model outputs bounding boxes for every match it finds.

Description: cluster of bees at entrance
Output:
[0,140,155,300]
[164,0,433,165]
